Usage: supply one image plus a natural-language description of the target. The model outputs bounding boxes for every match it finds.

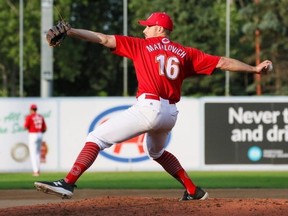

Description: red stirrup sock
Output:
[65,142,100,184]
[154,150,196,195]
[174,168,197,195]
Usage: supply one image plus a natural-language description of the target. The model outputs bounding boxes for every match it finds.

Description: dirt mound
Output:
[1,196,288,216]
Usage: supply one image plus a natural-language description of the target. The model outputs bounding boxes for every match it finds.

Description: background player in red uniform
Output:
[35,12,272,200]
[24,104,47,176]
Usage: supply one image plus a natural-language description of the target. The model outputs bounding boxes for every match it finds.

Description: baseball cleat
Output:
[34,179,76,199]
[179,187,209,201]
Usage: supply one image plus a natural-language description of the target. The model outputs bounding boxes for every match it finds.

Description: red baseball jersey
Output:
[24,113,47,133]
[112,36,220,102]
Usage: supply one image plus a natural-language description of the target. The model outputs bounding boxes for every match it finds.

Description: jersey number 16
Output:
[156,54,180,80]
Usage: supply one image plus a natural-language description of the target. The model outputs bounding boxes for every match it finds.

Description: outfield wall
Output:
[0,96,288,172]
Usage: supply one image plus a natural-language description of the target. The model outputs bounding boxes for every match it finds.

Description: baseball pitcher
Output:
[35,12,272,200]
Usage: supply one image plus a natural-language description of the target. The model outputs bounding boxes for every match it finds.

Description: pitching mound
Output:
[1,189,288,216]
[1,196,288,216]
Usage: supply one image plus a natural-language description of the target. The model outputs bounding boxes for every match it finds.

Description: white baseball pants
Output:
[28,132,43,173]
[86,93,179,159]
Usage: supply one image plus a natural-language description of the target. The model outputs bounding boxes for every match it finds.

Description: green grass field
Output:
[0,171,287,189]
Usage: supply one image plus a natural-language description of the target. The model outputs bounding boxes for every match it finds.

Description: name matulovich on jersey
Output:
[146,43,187,58]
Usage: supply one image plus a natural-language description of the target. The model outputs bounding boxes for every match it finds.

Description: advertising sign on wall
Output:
[204,100,288,164]
[3,96,288,172]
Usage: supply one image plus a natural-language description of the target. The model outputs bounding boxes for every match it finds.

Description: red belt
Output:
[144,94,175,104]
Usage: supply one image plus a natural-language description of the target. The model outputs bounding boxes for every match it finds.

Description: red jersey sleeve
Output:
[185,47,220,77]
[24,115,30,129]
[111,35,141,59]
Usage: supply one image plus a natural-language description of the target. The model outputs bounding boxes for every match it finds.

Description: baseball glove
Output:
[46,21,71,47]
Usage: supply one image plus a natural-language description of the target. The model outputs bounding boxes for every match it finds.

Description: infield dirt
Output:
[1,189,288,216]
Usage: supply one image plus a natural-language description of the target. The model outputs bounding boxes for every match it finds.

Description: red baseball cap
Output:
[30,104,37,110]
[138,12,173,31]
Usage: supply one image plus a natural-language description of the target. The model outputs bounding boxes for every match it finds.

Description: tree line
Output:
[0,0,287,97]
